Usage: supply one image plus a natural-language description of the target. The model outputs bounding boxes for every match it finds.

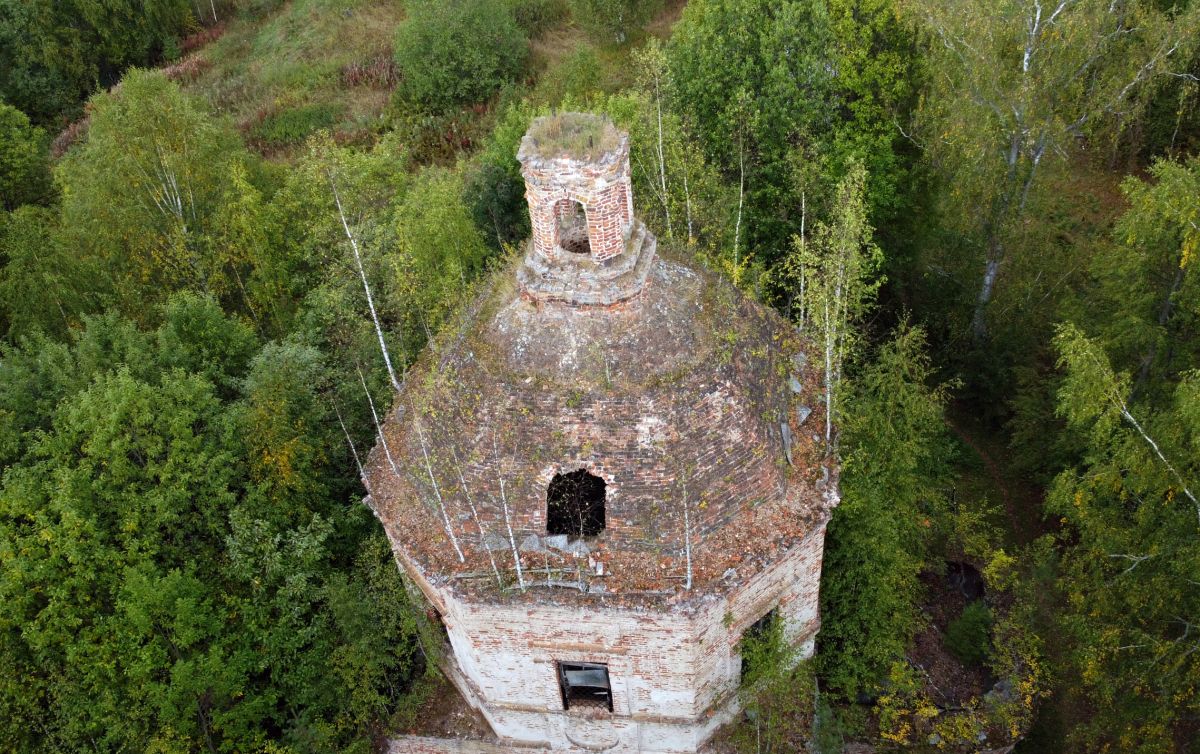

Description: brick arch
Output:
[553,197,591,255]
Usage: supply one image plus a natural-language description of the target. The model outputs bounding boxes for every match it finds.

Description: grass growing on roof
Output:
[525,112,620,158]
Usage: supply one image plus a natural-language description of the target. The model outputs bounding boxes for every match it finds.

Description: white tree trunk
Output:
[413,413,466,563]
[682,166,694,245]
[733,141,745,272]
[971,257,1000,342]
[492,430,525,590]
[332,400,368,492]
[331,175,403,393]
[824,295,834,449]
[682,483,693,590]
[654,76,672,240]
[1119,407,1199,525]
[358,365,399,477]
[451,447,503,587]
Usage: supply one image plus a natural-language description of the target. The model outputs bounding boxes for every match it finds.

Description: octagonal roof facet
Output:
[365,255,833,609]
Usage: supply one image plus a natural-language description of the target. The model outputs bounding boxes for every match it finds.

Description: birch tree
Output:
[1048,323,1200,750]
[908,0,1200,342]
[788,162,883,451]
[56,70,259,318]
[668,0,837,260]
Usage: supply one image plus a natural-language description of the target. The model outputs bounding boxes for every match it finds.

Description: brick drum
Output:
[367,113,839,753]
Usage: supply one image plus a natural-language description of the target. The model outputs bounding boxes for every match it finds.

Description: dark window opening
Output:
[740,608,779,680]
[547,469,606,538]
[556,199,591,254]
[431,610,450,643]
[558,661,613,712]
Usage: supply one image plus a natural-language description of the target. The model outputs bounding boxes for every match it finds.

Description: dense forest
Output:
[1,0,1198,751]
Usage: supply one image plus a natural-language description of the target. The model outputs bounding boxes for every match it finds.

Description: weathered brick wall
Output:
[520,132,633,263]
[374,112,837,754]
[388,737,553,754]
[412,524,828,753]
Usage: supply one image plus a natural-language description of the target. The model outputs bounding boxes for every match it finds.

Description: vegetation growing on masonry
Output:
[1,0,1198,750]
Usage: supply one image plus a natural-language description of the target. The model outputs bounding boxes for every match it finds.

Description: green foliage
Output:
[393,0,528,114]
[1081,156,1200,397]
[818,323,952,697]
[908,0,1200,345]
[0,295,427,753]
[0,0,194,124]
[392,166,492,330]
[0,206,90,339]
[567,0,661,45]
[261,131,408,335]
[669,0,836,258]
[1045,322,1200,751]
[0,101,52,210]
[532,48,606,104]
[251,103,345,148]
[826,0,920,228]
[507,0,569,36]
[873,661,940,746]
[668,0,918,265]
[463,100,537,249]
[946,600,993,667]
[57,70,264,319]
[733,617,816,753]
[781,161,883,443]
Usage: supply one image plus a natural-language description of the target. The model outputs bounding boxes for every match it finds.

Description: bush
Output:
[568,0,661,45]
[393,0,528,114]
[463,100,536,248]
[734,616,816,753]
[946,600,993,667]
[508,0,569,36]
[250,103,344,148]
[0,102,52,210]
[531,47,603,105]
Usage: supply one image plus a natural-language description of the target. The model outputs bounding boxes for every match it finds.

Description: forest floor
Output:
[945,403,1049,548]
[943,406,1075,753]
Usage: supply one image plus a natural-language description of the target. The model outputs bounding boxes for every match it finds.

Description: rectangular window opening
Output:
[558,661,613,712]
[740,607,779,680]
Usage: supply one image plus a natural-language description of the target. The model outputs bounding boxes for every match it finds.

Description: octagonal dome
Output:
[365,249,834,610]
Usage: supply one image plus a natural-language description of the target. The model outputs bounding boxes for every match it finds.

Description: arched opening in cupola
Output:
[554,198,591,254]
[547,468,606,538]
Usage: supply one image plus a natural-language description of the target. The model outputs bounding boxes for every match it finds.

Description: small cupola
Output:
[516,112,655,307]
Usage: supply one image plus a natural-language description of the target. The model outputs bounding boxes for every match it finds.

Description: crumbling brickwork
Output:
[391,525,827,753]
[520,114,633,264]
[369,113,838,753]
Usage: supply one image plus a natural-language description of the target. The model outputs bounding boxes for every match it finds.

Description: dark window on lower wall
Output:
[431,610,450,642]
[558,661,613,712]
[740,607,779,680]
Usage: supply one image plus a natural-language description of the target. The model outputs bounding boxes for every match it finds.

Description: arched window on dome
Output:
[546,469,606,538]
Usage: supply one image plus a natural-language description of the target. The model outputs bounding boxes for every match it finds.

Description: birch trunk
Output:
[358,365,398,477]
[654,74,672,240]
[413,413,466,563]
[331,175,402,393]
[733,141,745,274]
[492,430,525,590]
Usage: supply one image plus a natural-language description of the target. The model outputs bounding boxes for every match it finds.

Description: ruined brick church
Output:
[366,113,838,753]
